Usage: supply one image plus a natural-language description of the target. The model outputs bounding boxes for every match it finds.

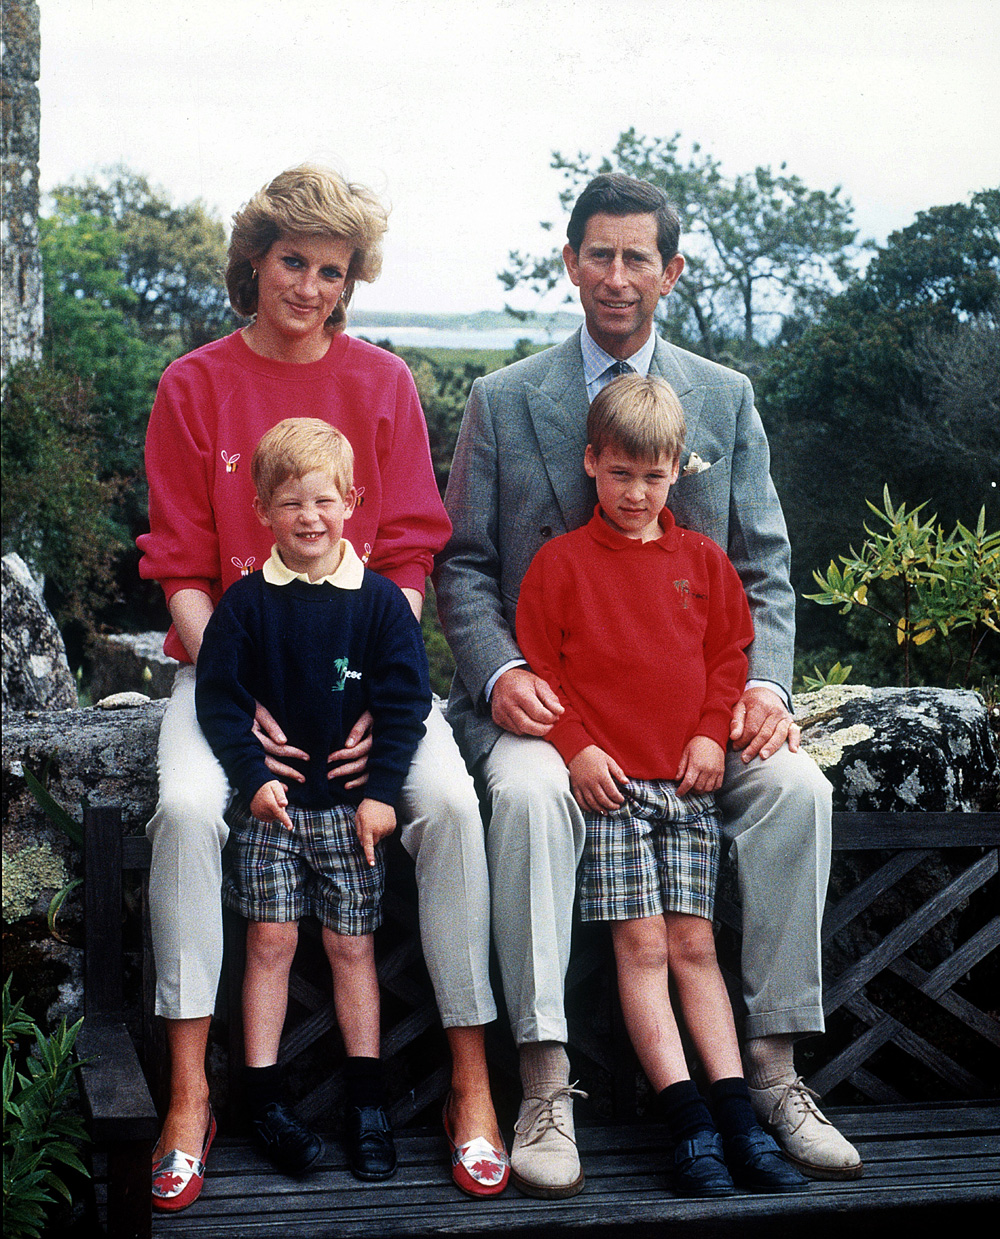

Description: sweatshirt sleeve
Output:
[695,548,755,746]
[137,360,221,599]
[365,357,452,596]
[362,585,433,805]
[194,594,273,803]
[514,549,595,766]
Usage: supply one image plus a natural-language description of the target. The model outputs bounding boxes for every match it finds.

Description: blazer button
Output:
[539,526,552,539]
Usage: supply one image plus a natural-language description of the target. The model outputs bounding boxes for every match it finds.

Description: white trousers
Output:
[480,731,832,1045]
[147,666,497,1026]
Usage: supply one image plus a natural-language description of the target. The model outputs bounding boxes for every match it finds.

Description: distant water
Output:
[347,324,569,351]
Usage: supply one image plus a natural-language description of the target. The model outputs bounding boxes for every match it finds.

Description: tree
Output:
[500,129,860,363]
[46,167,232,351]
[758,188,1000,680]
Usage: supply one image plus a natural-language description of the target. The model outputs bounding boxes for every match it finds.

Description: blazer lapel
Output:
[651,339,706,462]
[524,331,594,530]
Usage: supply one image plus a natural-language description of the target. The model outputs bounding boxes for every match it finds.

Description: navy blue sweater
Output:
[195,568,431,810]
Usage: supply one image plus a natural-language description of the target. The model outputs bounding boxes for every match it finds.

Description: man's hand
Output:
[730,686,801,762]
[490,667,564,737]
[250,779,294,831]
[355,797,396,867]
[327,710,373,790]
[568,745,628,813]
[675,736,725,796]
[254,703,309,783]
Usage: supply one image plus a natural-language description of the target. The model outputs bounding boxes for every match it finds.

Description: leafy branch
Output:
[805,486,999,686]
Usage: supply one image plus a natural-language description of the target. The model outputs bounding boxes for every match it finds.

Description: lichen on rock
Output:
[2,840,68,920]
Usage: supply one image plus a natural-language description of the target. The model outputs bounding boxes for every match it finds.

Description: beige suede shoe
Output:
[749,1077,863,1180]
[509,1044,587,1199]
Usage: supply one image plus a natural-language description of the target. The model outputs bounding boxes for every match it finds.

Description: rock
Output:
[795,685,999,812]
[87,631,177,701]
[1,552,77,713]
[2,699,166,1028]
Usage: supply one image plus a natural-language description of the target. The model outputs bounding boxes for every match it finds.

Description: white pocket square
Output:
[682,452,711,476]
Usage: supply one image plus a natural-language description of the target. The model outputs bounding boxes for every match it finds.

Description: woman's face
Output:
[253,233,356,346]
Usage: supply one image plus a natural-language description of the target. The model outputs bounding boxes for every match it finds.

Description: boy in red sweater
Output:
[515,374,807,1198]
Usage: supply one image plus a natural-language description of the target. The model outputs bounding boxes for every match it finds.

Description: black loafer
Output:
[251,1102,324,1176]
[346,1105,397,1181]
[670,1129,735,1197]
[725,1129,810,1192]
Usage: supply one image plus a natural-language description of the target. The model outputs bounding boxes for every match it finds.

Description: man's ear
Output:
[660,253,685,297]
[563,242,581,288]
[253,496,272,529]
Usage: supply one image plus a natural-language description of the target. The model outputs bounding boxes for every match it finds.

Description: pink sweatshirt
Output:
[138,330,451,663]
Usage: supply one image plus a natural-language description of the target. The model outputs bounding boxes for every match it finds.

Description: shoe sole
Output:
[785,1153,864,1182]
[510,1168,585,1199]
[350,1161,398,1182]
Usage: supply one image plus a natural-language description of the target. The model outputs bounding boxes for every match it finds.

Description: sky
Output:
[37,0,1000,316]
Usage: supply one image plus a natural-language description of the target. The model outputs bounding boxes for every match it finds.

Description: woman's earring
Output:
[251,268,258,281]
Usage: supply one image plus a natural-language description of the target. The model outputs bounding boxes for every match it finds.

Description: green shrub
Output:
[2,977,89,1239]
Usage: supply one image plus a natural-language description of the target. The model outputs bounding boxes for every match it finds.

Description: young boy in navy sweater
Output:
[196,418,430,1182]
[515,375,807,1198]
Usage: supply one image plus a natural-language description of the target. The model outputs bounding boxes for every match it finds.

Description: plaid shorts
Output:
[578,778,721,923]
[223,801,383,936]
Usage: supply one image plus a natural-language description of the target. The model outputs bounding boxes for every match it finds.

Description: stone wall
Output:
[1,0,43,375]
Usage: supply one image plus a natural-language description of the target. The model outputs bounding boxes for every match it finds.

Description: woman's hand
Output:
[327,710,373,789]
[253,703,309,783]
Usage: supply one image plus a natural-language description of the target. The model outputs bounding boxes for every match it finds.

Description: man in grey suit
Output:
[435,174,862,1197]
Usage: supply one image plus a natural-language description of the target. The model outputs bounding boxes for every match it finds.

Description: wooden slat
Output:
[84,805,125,1019]
[889,954,1000,1048]
[823,849,999,1014]
[831,812,1000,849]
[822,849,929,942]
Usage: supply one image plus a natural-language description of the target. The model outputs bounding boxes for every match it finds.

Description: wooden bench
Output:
[77,806,1000,1237]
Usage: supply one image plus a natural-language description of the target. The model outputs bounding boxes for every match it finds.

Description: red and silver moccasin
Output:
[152,1109,217,1212]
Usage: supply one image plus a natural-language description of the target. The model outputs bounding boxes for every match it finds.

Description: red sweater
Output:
[515,507,754,779]
[137,330,451,663]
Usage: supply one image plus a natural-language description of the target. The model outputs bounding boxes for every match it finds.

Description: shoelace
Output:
[766,1077,830,1132]
[514,1083,588,1145]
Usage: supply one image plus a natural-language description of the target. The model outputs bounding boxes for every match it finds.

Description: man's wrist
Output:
[746,679,791,711]
[485,659,527,702]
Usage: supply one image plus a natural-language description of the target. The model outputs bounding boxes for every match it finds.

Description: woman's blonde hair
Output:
[587,374,686,463]
[251,418,355,506]
[227,164,388,331]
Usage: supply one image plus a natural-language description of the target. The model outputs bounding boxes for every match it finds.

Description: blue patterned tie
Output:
[607,360,632,379]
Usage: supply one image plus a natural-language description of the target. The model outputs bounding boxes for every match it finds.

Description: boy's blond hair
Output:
[251,418,354,506]
[587,373,686,463]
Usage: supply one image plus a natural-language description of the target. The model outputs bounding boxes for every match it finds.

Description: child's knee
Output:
[246,920,298,970]
[665,913,718,971]
[323,928,374,969]
[612,916,670,971]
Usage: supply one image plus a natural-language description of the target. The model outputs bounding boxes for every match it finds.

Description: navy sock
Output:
[345,1056,384,1110]
[658,1079,716,1142]
[710,1077,759,1140]
[243,1063,285,1117]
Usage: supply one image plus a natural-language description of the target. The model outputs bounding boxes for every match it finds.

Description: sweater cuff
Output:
[546,719,595,767]
[379,564,428,596]
[695,708,734,751]
[161,577,215,605]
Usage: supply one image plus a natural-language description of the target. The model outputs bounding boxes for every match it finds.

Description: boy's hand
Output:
[327,710,373,790]
[250,779,294,831]
[568,745,628,813]
[355,797,396,867]
[254,702,309,784]
[675,736,725,796]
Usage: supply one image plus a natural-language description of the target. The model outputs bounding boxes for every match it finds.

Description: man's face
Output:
[563,213,684,359]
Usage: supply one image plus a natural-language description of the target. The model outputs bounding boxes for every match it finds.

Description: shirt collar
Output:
[585,503,681,552]
[262,540,364,589]
[580,321,657,389]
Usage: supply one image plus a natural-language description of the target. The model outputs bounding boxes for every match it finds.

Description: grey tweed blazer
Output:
[434,329,795,768]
